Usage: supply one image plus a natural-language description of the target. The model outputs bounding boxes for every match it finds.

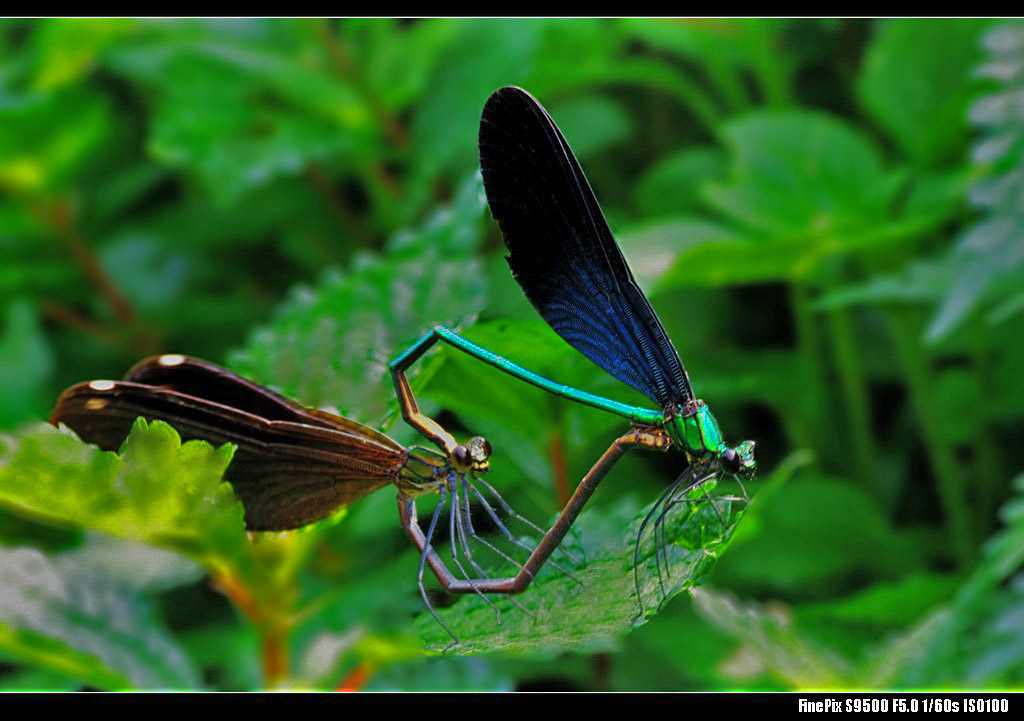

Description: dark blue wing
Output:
[478,86,693,408]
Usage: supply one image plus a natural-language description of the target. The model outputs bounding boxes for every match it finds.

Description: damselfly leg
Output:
[632,461,749,618]
[401,466,582,647]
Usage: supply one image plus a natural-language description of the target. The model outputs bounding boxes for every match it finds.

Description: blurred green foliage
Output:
[1,18,1022,691]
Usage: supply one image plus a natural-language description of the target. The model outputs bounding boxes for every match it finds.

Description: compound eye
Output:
[470,436,492,459]
[452,445,470,466]
[720,448,740,474]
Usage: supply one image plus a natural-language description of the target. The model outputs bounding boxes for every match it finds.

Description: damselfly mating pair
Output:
[51,86,756,646]
[52,350,580,645]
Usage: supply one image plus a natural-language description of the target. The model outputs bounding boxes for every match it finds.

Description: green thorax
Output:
[398,446,449,495]
[666,400,727,460]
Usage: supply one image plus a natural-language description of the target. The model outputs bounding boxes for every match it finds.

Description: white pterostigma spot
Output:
[88,380,116,391]
[159,354,186,367]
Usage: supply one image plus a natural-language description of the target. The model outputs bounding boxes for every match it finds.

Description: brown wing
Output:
[125,355,333,426]
[51,379,406,531]
[125,354,403,449]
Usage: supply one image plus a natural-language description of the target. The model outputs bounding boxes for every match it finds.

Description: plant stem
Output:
[704,56,749,115]
[969,322,1005,533]
[747,19,792,108]
[48,197,135,325]
[317,20,410,151]
[576,60,724,135]
[789,282,831,467]
[885,307,974,565]
[24,194,136,325]
[336,662,376,691]
[549,428,570,508]
[591,651,612,691]
[39,300,120,347]
[304,164,376,249]
[824,305,881,499]
[212,570,292,688]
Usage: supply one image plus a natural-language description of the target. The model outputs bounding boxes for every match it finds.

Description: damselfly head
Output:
[451,435,492,474]
[720,440,756,478]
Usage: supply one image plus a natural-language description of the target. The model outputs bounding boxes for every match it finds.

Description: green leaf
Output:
[692,571,962,689]
[665,209,960,288]
[798,572,961,630]
[414,478,749,654]
[104,32,369,207]
[545,94,631,159]
[535,55,726,134]
[30,18,132,90]
[660,236,816,286]
[620,18,794,111]
[713,476,921,595]
[229,174,487,426]
[0,663,81,691]
[361,20,457,110]
[926,22,1024,342]
[97,235,189,312]
[932,368,985,444]
[858,19,992,167]
[410,19,543,181]
[617,217,745,289]
[693,587,853,688]
[178,623,262,692]
[192,40,369,128]
[619,604,745,689]
[83,161,169,226]
[0,299,54,428]
[816,257,957,310]
[619,17,788,74]
[928,218,1024,344]
[0,420,243,565]
[681,348,805,411]
[882,474,1024,687]
[706,110,899,238]
[0,88,111,192]
[0,545,200,689]
[633,148,726,219]
[63,532,206,593]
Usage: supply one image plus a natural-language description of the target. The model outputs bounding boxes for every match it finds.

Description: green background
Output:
[1,18,1023,691]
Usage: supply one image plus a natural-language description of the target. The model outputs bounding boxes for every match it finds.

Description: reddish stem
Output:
[213,571,290,688]
[318,23,409,151]
[47,196,135,324]
[549,430,570,508]
[336,663,376,692]
[40,301,120,346]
